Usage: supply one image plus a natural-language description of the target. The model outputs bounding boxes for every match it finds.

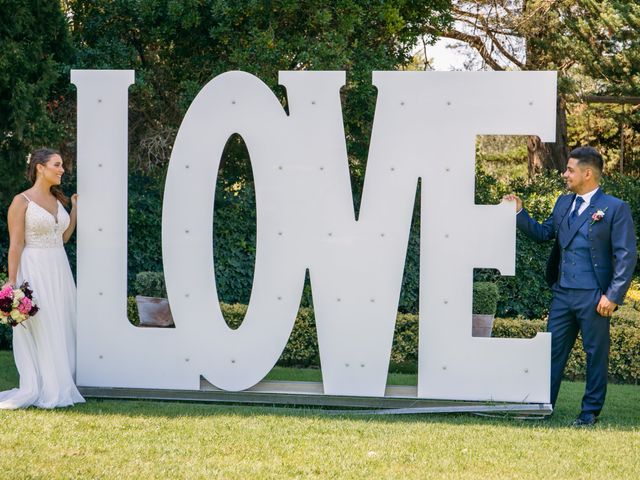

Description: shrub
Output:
[74,166,640,319]
[0,324,11,350]
[390,313,419,370]
[126,300,320,367]
[473,282,499,315]
[475,171,565,318]
[0,272,9,349]
[6,295,640,385]
[134,271,167,298]
[127,296,140,326]
[477,171,640,318]
[129,298,640,383]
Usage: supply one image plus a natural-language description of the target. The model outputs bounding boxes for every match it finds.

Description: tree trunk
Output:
[527,95,568,177]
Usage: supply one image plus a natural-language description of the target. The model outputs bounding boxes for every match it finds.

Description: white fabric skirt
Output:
[0,246,85,409]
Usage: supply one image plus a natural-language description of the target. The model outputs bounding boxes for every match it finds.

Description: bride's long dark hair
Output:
[26,148,69,207]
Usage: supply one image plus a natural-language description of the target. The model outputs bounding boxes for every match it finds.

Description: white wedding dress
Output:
[0,194,85,409]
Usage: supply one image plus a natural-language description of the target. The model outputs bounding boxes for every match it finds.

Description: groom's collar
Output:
[573,186,600,208]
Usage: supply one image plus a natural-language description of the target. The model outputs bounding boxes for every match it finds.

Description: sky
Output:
[427,38,469,71]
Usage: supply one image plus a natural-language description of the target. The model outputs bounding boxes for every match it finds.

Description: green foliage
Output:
[477,145,528,165]
[126,299,319,367]
[549,2,640,172]
[0,0,75,267]
[274,306,320,367]
[0,325,10,350]
[473,169,640,318]
[129,297,640,382]
[472,282,499,315]
[127,296,139,327]
[568,102,640,177]
[607,324,640,384]
[1,1,638,340]
[9,292,640,384]
[1,350,640,479]
[67,0,451,181]
[0,272,9,348]
[476,138,529,180]
[4,167,636,346]
[127,174,164,288]
[494,312,640,384]
[555,1,640,97]
[602,173,640,240]
[449,2,640,173]
[39,0,450,312]
[491,317,547,339]
[134,271,166,298]
[213,171,257,305]
[107,165,640,322]
[474,171,564,318]
[390,313,419,370]
[219,303,320,367]
[398,186,420,313]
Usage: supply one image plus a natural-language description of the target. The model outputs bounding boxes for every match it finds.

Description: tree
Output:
[0,0,74,264]
[61,0,453,305]
[66,0,452,185]
[432,1,640,176]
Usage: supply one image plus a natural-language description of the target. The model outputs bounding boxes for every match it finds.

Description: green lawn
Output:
[265,364,418,386]
[1,351,639,479]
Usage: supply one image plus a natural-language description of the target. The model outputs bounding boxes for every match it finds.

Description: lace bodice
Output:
[24,198,69,248]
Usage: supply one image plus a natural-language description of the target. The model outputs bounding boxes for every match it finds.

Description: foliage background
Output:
[1,2,639,376]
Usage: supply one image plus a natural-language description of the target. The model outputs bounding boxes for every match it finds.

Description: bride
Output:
[0,148,85,409]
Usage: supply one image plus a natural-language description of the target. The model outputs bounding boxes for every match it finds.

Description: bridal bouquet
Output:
[0,282,39,327]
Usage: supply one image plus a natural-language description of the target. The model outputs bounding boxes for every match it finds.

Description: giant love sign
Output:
[72,70,554,403]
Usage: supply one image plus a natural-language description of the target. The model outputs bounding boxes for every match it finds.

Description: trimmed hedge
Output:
[2,297,637,384]
[112,168,640,317]
[134,271,167,298]
[126,299,320,368]
[127,299,640,384]
[0,272,9,349]
[2,168,637,320]
[472,282,499,315]
[405,305,640,383]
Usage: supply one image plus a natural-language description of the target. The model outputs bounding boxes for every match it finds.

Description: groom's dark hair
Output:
[569,146,603,178]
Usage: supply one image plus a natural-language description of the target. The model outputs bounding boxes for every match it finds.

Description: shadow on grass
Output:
[49,382,639,432]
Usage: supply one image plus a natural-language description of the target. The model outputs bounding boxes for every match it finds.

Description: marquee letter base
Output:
[78,379,552,417]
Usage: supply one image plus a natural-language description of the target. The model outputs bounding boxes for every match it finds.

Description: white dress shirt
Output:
[570,186,600,216]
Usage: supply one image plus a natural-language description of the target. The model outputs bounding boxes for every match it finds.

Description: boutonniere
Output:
[591,207,608,225]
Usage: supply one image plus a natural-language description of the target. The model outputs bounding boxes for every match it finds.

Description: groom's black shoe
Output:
[571,412,598,427]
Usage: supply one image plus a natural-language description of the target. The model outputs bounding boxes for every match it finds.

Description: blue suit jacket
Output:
[517,188,637,305]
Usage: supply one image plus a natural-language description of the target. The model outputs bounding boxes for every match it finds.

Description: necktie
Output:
[568,196,584,227]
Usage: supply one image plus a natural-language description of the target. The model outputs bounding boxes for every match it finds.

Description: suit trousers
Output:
[548,285,610,414]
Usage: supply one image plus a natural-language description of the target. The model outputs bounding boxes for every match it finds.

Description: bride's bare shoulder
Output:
[8,192,30,212]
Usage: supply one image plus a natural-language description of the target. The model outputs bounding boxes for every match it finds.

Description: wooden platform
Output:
[79,378,553,416]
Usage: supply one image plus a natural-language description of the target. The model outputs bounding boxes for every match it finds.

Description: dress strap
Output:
[20,193,31,203]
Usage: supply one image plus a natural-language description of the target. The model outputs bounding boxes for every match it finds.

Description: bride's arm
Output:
[62,194,78,244]
[6,196,28,286]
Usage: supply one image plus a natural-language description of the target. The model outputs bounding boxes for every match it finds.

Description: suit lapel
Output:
[559,188,604,248]
[557,195,575,248]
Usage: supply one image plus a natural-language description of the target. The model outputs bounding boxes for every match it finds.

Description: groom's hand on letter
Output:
[503,194,522,213]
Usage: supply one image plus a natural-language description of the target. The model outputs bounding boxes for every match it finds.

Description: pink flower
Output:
[0,286,12,300]
[590,207,608,225]
[18,297,32,314]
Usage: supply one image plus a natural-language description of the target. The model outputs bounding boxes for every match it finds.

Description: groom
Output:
[506,146,637,426]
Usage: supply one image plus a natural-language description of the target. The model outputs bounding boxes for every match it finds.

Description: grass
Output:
[1,351,639,479]
[479,158,528,180]
[266,366,417,386]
